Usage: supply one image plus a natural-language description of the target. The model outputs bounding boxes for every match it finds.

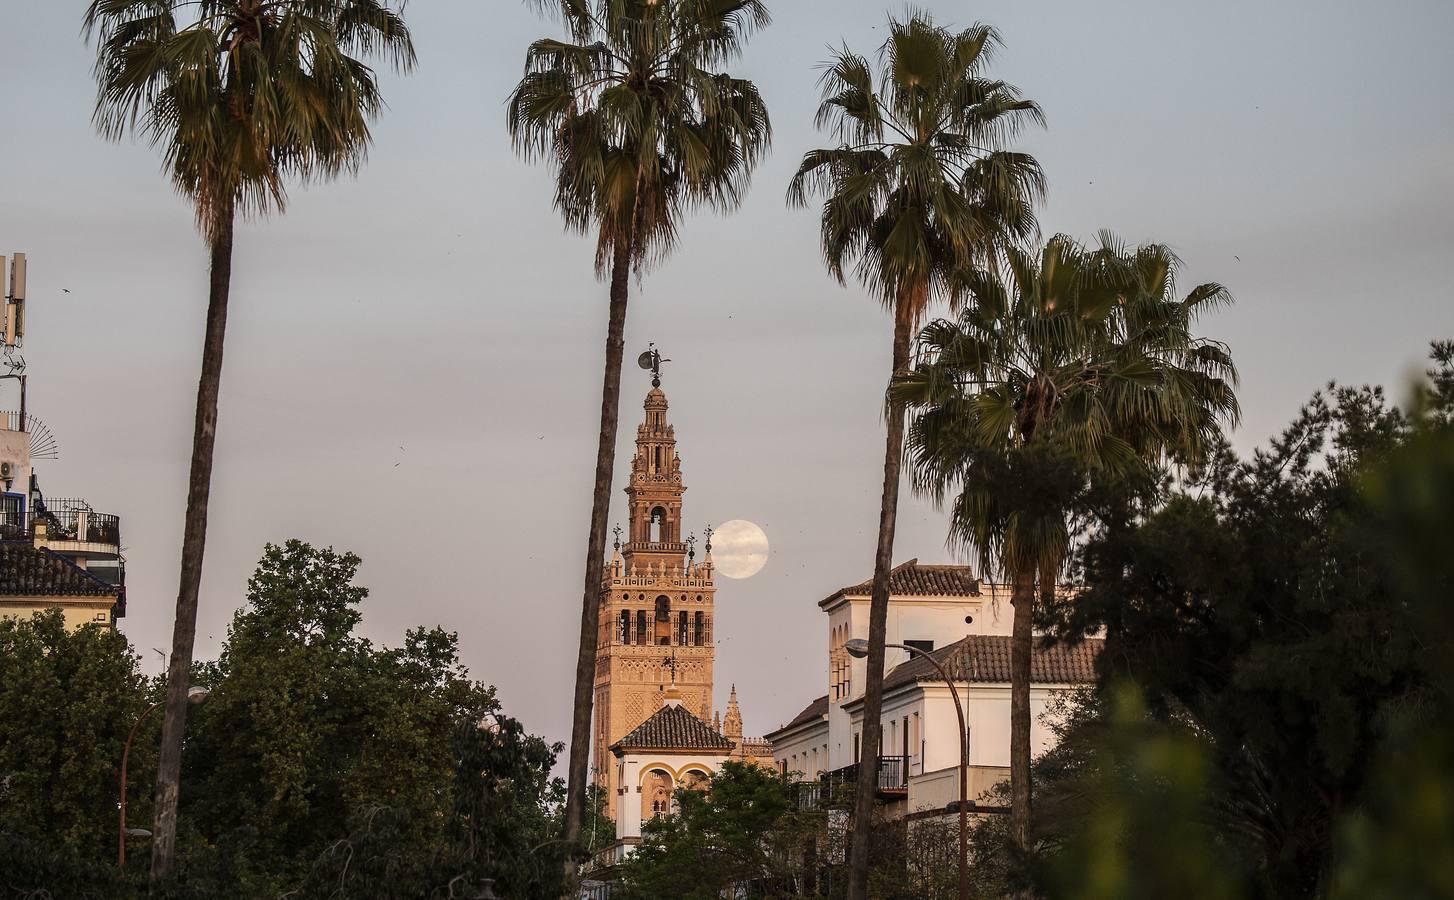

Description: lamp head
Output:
[844,638,870,659]
[186,686,210,705]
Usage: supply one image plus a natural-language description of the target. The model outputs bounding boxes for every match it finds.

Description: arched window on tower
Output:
[694,611,704,646]
[677,610,688,645]
[636,609,648,645]
[654,596,671,645]
[618,610,630,644]
[649,507,666,542]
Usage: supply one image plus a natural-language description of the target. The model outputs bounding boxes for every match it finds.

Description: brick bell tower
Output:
[593,352,717,819]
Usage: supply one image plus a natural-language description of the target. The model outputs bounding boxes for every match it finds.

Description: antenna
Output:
[0,254,26,429]
[4,253,25,348]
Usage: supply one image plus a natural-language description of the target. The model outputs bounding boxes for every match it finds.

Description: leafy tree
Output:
[507,0,772,870]
[171,540,521,894]
[83,0,416,877]
[787,14,1044,893]
[0,611,152,862]
[1029,344,1454,898]
[895,233,1238,856]
[613,761,819,898]
[1330,408,1454,900]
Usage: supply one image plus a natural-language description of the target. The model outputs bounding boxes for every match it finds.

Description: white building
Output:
[766,559,1100,815]
[602,684,736,862]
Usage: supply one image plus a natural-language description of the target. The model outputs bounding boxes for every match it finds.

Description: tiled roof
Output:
[819,559,979,607]
[0,543,118,597]
[766,694,829,739]
[611,702,735,753]
[880,635,1102,691]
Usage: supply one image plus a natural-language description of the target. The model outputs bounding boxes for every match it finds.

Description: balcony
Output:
[34,498,121,558]
[794,756,910,810]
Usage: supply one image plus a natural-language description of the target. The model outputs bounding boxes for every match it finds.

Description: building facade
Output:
[0,413,125,628]
[766,560,1099,816]
[592,380,770,827]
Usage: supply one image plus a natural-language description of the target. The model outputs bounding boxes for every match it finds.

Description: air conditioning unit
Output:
[0,462,12,480]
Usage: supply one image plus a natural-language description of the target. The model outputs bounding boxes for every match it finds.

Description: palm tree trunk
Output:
[559,230,633,889]
[1009,563,1035,859]
[150,208,234,881]
[846,303,914,900]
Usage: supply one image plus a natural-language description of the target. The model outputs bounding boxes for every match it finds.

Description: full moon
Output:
[710,520,770,579]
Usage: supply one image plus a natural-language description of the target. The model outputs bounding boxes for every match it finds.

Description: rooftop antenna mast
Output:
[636,343,670,387]
[0,253,28,431]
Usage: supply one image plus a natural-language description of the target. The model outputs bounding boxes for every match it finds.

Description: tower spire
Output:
[723,683,743,743]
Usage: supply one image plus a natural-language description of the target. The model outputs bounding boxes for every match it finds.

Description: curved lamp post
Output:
[845,636,971,900]
[119,685,209,869]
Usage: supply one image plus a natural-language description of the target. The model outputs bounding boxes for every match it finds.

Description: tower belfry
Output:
[593,353,718,819]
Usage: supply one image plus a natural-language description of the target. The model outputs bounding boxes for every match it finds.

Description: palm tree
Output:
[507,0,770,879]
[83,0,414,879]
[895,233,1240,860]
[787,13,1043,897]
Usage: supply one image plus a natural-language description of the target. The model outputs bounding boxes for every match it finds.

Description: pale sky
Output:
[2,0,1451,750]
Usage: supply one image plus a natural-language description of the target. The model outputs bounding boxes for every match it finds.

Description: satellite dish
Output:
[637,351,655,370]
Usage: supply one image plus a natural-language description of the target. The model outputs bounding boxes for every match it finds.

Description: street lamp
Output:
[119,686,209,869]
[845,635,972,900]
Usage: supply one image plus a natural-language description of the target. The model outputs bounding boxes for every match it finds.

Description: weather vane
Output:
[662,648,678,685]
[612,523,623,551]
[686,533,697,562]
[703,524,714,554]
[636,342,671,388]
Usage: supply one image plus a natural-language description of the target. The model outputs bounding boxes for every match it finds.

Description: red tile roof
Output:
[0,543,119,597]
[880,635,1102,691]
[819,559,979,608]
[765,694,829,740]
[610,702,735,753]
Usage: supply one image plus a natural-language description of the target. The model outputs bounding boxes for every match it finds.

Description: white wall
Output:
[821,588,1015,771]
[770,720,828,781]
[964,685,1066,767]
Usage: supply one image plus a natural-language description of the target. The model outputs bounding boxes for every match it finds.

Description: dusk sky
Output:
[2,0,1451,751]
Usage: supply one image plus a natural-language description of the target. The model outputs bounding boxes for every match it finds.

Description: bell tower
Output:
[593,356,717,819]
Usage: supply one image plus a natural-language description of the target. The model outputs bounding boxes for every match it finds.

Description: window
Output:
[904,639,935,655]
[618,611,631,644]
[654,596,671,645]
[677,610,688,645]
[0,493,22,530]
[693,611,704,646]
[636,610,648,645]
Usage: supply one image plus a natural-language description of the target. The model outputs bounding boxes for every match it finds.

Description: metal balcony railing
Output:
[795,756,911,810]
[35,498,121,547]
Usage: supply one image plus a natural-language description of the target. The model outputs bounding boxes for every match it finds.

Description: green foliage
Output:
[0,540,566,899]
[613,761,820,898]
[1046,686,1238,900]
[508,0,772,272]
[1328,390,1454,900]
[788,12,1044,318]
[896,233,1238,578]
[0,610,152,860]
[84,0,415,236]
[1030,344,1454,899]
